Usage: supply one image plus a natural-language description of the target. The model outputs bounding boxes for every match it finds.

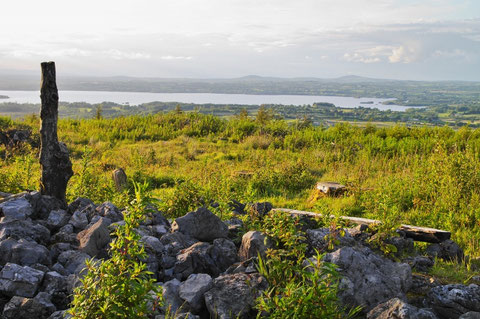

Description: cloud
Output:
[160,56,193,60]
[388,45,422,63]
[105,49,151,60]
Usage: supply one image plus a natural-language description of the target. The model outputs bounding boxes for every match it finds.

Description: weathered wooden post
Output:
[112,168,127,192]
[39,62,73,203]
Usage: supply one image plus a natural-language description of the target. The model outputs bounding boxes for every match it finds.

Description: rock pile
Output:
[0,193,271,318]
[0,192,479,319]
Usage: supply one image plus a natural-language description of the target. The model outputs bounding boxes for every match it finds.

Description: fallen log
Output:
[272,208,451,243]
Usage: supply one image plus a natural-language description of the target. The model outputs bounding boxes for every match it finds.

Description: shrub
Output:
[68,182,162,318]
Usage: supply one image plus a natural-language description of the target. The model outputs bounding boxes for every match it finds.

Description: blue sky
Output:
[1,0,479,80]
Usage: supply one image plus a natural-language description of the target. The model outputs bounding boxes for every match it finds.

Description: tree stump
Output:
[112,168,127,192]
[39,62,73,203]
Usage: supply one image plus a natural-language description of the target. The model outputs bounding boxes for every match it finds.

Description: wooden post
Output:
[112,168,127,192]
[39,62,73,203]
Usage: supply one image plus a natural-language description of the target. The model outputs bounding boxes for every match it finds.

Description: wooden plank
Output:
[272,208,451,243]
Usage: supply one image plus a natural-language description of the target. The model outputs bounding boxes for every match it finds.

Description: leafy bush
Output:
[256,252,360,318]
[252,212,360,318]
[69,182,162,318]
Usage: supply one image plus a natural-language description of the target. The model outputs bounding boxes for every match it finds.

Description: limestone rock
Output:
[426,240,464,262]
[95,202,122,222]
[323,246,412,312]
[239,231,269,261]
[204,273,268,319]
[46,210,70,231]
[249,202,273,217]
[459,313,480,319]
[179,273,213,313]
[0,197,34,220]
[0,218,50,245]
[67,197,95,214]
[57,250,91,275]
[367,298,438,319]
[425,284,480,319]
[0,263,45,298]
[41,271,70,310]
[69,209,88,231]
[48,310,72,319]
[162,279,188,314]
[2,292,56,319]
[77,217,111,257]
[0,238,50,267]
[171,207,228,242]
[175,239,237,280]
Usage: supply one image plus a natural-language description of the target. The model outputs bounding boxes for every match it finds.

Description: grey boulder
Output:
[2,292,56,319]
[46,210,71,231]
[175,239,237,280]
[179,273,213,313]
[77,217,111,257]
[425,284,480,319]
[0,263,45,297]
[204,273,268,319]
[239,231,272,261]
[0,218,50,245]
[426,240,464,262]
[172,207,228,242]
[0,238,51,266]
[367,298,438,319]
[0,197,34,220]
[323,246,412,312]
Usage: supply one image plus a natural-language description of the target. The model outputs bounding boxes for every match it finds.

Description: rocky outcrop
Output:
[323,246,412,312]
[0,192,477,318]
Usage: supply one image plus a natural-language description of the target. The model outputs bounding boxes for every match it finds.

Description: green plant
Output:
[256,250,360,318]
[68,182,163,319]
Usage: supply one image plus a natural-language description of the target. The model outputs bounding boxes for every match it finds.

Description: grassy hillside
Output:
[1,111,480,256]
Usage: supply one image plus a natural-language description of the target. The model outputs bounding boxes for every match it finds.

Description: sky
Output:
[1,0,479,80]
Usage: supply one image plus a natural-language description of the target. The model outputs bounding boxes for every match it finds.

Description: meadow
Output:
[1,109,480,258]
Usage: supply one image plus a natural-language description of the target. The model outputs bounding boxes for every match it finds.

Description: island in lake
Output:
[0,95,9,99]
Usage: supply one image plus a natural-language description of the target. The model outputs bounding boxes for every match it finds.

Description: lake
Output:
[0,90,416,112]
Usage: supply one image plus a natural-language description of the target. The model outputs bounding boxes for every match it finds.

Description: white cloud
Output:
[388,45,422,63]
[343,53,381,63]
[160,56,193,60]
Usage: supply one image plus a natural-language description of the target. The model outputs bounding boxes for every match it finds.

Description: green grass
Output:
[1,112,480,257]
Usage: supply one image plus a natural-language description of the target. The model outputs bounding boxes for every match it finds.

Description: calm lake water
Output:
[0,90,415,111]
